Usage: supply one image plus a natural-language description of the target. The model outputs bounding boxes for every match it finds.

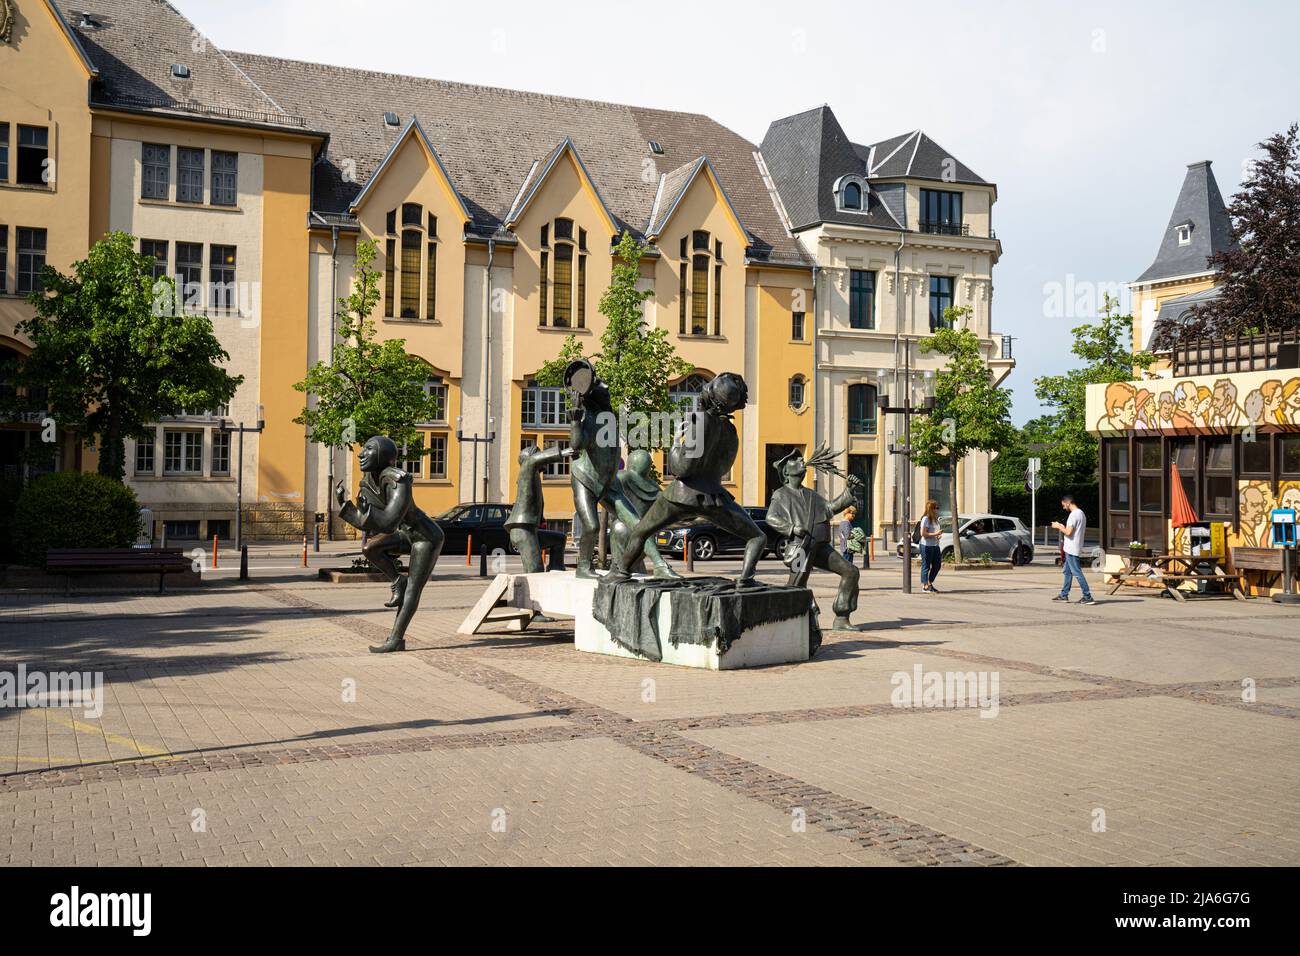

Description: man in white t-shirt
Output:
[1050,495,1095,605]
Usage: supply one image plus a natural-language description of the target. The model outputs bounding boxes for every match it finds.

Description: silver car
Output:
[898,513,1035,565]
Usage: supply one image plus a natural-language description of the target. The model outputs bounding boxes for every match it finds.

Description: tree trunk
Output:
[949,453,962,565]
[99,414,126,482]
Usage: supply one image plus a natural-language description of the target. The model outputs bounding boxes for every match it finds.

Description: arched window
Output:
[383,204,438,321]
[678,232,722,337]
[848,383,878,435]
[539,217,587,329]
[843,181,862,210]
[670,373,710,412]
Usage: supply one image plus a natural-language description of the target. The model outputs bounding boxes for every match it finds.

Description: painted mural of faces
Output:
[1211,379,1237,419]
[1158,392,1175,424]
[1280,486,1300,514]
[1104,381,1138,429]
[1244,388,1266,424]
[1260,380,1284,422]
[1282,381,1300,424]
[1175,381,1199,418]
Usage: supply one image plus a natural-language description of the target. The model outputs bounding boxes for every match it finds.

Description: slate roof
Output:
[1135,161,1238,283]
[1148,286,1223,348]
[226,51,806,263]
[759,107,990,233]
[67,0,305,128]
[860,129,989,185]
[59,1,807,265]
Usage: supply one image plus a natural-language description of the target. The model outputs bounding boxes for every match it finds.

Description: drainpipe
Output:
[483,237,495,502]
[327,224,339,540]
[810,260,819,496]
[893,231,906,543]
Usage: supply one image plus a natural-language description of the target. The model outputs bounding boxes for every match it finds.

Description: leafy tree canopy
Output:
[10,231,241,481]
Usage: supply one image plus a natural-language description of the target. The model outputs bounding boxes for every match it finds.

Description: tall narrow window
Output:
[135,433,156,476]
[177,147,204,203]
[678,258,687,334]
[791,310,805,341]
[928,276,954,331]
[176,242,202,305]
[142,143,170,199]
[140,239,168,281]
[425,241,437,321]
[211,430,231,476]
[427,435,447,479]
[539,251,549,325]
[384,238,395,317]
[402,202,422,227]
[691,255,709,335]
[427,213,437,238]
[209,245,236,310]
[0,226,7,292]
[16,227,46,294]
[843,181,863,210]
[552,245,573,327]
[0,124,8,183]
[713,264,722,335]
[400,230,420,318]
[386,209,397,234]
[849,270,875,329]
[576,254,586,329]
[210,150,238,205]
[16,125,48,186]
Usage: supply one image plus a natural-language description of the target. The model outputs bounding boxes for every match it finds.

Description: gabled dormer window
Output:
[1176,222,1193,246]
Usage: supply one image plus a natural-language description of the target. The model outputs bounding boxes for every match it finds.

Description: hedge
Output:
[11,472,142,568]
[991,481,1099,529]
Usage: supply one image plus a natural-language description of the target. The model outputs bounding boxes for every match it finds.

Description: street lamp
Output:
[880,356,936,595]
[456,414,496,504]
[217,403,265,552]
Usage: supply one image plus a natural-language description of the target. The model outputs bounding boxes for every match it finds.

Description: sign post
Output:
[1024,457,1042,545]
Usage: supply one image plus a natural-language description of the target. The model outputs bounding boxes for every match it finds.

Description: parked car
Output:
[896,513,1035,565]
[432,503,566,558]
[654,506,782,561]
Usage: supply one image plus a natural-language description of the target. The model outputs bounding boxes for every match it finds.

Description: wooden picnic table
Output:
[1107,552,1247,602]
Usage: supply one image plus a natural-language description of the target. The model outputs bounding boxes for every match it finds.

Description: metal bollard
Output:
[239,544,249,581]
[301,536,308,568]
[314,523,321,553]
[685,536,694,574]
[479,543,488,577]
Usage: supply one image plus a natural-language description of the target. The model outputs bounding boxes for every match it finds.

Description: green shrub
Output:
[11,472,142,568]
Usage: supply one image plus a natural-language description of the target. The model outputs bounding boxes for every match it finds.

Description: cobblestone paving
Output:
[3,560,1299,866]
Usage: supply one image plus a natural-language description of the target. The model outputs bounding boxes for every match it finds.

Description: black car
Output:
[433,503,566,558]
[654,506,782,561]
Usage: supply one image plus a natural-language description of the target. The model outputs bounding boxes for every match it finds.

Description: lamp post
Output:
[879,354,936,595]
[217,403,265,553]
[456,415,495,504]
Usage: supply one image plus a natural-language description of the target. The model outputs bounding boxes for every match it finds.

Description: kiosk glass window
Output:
[1282,436,1300,477]
[1137,438,1164,549]
[1240,434,1271,477]
[1204,438,1232,519]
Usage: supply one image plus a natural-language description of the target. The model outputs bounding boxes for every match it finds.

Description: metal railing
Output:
[1169,328,1300,376]
[920,221,969,237]
[96,94,307,129]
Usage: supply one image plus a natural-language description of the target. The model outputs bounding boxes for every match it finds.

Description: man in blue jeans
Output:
[1050,495,1095,605]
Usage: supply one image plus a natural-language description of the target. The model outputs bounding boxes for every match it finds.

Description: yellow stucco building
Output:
[3,0,1011,543]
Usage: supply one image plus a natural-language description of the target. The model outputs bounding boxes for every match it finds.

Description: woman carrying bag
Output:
[919,499,944,593]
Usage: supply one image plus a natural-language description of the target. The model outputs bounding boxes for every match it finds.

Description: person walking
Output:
[1051,494,1096,605]
[919,499,944,593]
[838,506,858,561]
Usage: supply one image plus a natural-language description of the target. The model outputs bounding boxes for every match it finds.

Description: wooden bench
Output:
[1108,553,1247,601]
[46,549,192,596]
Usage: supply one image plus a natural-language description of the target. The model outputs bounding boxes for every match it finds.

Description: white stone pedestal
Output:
[460,570,813,670]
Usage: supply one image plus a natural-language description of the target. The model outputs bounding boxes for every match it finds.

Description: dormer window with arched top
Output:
[382,203,438,321]
[539,217,588,329]
[834,175,869,213]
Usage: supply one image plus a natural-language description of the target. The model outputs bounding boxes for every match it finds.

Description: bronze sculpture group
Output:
[337,364,864,652]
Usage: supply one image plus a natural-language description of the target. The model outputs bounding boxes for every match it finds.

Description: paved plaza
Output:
[2,554,1298,866]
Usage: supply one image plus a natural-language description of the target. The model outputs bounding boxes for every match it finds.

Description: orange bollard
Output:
[466,535,473,567]
[870,537,875,562]
[302,536,308,567]
[212,534,218,570]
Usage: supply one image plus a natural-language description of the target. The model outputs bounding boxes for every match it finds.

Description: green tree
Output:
[911,307,1017,562]
[535,232,692,452]
[294,240,443,459]
[1158,123,1300,347]
[10,231,241,481]
[1032,294,1155,488]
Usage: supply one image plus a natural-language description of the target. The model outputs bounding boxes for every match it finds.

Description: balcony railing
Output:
[920,221,969,237]
[1169,329,1300,376]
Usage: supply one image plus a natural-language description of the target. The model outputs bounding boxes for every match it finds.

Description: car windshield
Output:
[436,506,472,521]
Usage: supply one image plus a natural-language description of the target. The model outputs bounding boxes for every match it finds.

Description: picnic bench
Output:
[1107,552,1247,602]
[45,548,192,596]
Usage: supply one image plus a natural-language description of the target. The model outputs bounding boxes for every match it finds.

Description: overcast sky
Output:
[180,0,1300,424]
